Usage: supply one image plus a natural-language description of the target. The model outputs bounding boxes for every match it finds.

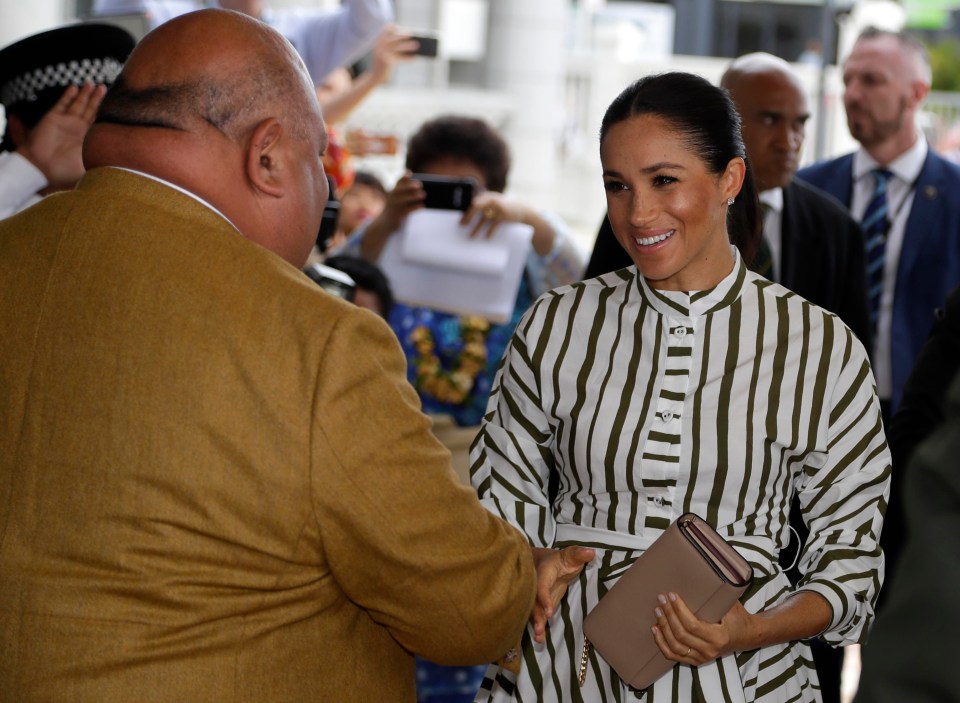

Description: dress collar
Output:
[634,246,747,318]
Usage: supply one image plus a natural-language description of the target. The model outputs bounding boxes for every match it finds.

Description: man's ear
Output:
[7,114,29,149]
[246,117,285,197]
[909,80,930,110]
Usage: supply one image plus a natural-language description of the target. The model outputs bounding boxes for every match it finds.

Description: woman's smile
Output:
[633,229,676,247]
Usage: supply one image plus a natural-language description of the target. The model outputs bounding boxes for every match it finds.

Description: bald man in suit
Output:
[0,10,534,701]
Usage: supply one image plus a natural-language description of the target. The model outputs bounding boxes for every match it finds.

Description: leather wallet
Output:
[581,513,753,690]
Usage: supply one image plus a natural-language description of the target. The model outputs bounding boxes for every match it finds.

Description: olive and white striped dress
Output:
[470,251,891,703]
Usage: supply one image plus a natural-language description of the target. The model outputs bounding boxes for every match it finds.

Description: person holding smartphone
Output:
[336,115,583,429]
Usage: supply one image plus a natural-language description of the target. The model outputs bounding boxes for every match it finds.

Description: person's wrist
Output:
[15,145,46,176]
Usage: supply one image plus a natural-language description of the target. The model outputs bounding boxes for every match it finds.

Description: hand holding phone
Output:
[411,174,476,211]
[402,31,439,57]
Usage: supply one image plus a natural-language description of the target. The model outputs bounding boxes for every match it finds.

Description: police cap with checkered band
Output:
[0,23,136,130]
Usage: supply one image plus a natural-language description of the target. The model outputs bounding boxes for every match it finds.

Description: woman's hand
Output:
[367,26,418,84]
[651,590,831,666]
[463,192,558,256]
[358,172,425,261]
[651,592,756,665]
[379,172,427,227]
[529,546,595,644]
[464,192,530,238]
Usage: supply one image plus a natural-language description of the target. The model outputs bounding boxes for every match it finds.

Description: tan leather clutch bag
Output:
[581,513,753,690]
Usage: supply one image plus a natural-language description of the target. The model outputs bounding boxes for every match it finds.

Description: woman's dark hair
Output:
[405,115,511,193]
[599,72,761,263]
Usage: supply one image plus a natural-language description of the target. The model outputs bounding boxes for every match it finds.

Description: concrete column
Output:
[392,0,445,88]
[671,0,715,57]
[484,0,565,207]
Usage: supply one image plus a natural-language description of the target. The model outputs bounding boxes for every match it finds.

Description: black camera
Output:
[304,263,356,302]
[412,174,476,211]
[316,175,340,253]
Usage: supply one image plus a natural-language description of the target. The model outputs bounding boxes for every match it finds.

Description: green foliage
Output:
[928,38,960,91]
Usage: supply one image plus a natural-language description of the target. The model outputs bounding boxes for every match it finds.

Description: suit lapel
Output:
[897,153,946,290]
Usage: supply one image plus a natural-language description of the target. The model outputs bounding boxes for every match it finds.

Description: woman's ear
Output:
[721,156,747,202]
[245,118,285,198]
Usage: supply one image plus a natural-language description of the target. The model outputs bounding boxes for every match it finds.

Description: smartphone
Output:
[404,32,439,57]
[412,174,476,211]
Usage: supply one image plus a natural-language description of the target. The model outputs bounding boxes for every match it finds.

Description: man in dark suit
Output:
[797,27,960,419]
[723,53,871,703]
[585,56,869,349]
[854,367,960,703]
[721,53,870,346]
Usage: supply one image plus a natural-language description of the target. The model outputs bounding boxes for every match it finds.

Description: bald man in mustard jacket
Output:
[0,10,535,701]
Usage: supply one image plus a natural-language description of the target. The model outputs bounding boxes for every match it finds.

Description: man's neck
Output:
[864,129,919,167]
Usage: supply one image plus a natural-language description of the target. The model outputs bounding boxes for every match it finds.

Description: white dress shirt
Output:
[758,186,784,281]
[0,151,47,220]
[850,135,927,401]
[111,166,238,229]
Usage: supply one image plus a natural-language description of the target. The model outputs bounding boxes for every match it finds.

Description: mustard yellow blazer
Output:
[0,168,534,702]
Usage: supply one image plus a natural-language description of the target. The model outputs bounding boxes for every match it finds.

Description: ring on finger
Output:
[683,646,692,658]
[483,206,496,220]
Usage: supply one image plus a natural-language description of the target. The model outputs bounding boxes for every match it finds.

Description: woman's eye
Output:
[653,175,677,186]
[603,181,627,193]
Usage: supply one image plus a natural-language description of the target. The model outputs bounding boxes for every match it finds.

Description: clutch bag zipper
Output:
[578,637,591,686]
[679,515,747,586]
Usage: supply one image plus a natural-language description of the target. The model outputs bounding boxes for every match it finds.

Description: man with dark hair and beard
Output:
[799,28,960,424]
[798,27,960,614]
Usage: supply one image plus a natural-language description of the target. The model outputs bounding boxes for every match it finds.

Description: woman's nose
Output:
[628,193,654,225]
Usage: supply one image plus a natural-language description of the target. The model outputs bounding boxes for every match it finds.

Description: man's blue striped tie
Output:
[863,168,893,335]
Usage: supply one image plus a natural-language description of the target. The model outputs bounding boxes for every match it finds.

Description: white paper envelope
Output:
[401,210,511,275]
[378,210,534,323]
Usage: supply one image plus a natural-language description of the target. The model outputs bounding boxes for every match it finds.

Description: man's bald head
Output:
[721,53,800,94]
[94,9,311,143]
[721,53,810,191]
[84,9,329,267]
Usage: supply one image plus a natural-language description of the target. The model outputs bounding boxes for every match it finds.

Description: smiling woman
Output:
[600,114,744,291]
[470,72,891,703]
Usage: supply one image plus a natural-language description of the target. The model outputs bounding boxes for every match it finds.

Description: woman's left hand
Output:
[463,192,558,256]
[463,192,530,240]
[651,592,756,666]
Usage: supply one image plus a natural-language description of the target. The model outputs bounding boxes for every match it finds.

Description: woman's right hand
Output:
[358,172,426,261]
[529,545,595,644]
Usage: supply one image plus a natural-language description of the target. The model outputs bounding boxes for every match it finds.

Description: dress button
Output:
[675,326,687,338]
[661,410,674,423]
[654,496,664,507]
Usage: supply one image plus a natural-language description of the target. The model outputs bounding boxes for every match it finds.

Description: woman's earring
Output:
[727,197,735,206]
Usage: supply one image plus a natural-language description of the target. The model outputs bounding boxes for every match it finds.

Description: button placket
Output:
[642,317,695,525]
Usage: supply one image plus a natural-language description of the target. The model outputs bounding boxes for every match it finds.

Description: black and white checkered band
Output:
[1,57,123,107]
